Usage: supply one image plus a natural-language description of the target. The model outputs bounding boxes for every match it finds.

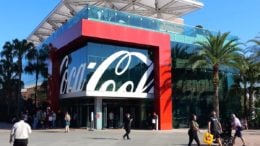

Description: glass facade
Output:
[59,42,154,98]
[58,40,239,129]
[59,42,155,129]
[171,42,238,128]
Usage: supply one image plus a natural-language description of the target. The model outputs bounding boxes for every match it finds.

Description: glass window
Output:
[59,42,154,98]
[171,41,238,128]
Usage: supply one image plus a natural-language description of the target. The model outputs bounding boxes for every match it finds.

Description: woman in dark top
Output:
[208,111,222,146]
[188,114,200,146]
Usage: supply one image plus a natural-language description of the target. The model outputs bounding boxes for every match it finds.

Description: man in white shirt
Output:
[10,114,32,146]
[231,113,246,146]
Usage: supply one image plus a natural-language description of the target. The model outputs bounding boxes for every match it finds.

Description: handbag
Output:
[203,132,213,145]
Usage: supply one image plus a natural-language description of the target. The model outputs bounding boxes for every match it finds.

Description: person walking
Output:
[241,117,248,130]
[9,114,32,146]
[231,114,246,146]
[123,113,133,140]
[208,111,222,146]
[52,111,56,128]
[64,111,71,133]
[152,112,158,130]
[188,114,201,146]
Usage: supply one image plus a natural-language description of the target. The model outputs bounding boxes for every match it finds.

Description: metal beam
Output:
[64,1,77,15]
[159,0,178,10]
[135,2,156,12]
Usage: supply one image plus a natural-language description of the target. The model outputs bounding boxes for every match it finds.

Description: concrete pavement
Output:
[0,126,259,146]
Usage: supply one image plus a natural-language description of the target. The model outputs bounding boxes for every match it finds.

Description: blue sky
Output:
[0,0,259,49]
[184,0,260,43]
[0,0,60,48]
[0,0,60,85]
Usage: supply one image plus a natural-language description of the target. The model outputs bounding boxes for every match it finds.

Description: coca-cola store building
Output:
[46,6,172,130]
[34,5,218,130]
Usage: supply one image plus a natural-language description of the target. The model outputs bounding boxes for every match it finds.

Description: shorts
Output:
[234,126,243,137]
[14,139,28,146]
[211,130,221,139]
[65,121,70,126]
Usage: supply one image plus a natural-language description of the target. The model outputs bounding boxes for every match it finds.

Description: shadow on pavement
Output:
[39,130,65,133]
[178,144,216,146]
[85,137,119,140]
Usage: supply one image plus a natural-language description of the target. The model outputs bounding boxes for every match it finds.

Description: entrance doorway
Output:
[61,98,154,129]
[103,104,124,128]
[102,99,153,129]
[80,104,94,128]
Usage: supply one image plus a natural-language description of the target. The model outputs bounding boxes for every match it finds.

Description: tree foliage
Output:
[189,32,241,117]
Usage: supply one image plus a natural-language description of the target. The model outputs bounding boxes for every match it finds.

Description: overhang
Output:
[27,0,203,45]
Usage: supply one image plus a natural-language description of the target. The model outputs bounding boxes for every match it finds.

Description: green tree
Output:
[12,39,34,115]
[0,41,19,119]
[188,32,241,117]
[232,35,260,124]
[246,38,260,121]
[233,54,257,120]
[25,45,49,106]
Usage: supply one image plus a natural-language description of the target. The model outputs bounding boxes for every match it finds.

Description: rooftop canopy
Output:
[27,0,203,45]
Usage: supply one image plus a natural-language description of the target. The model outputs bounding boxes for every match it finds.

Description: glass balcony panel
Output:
[42,5,237,47]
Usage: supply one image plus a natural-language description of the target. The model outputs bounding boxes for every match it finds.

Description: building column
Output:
[48,46,60,112]
[95,98,102,130]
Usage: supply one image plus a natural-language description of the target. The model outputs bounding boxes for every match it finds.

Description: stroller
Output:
[221,121,233,146]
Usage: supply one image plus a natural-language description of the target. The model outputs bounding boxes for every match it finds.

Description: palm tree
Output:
[25,45,49,106]
[188,32,241,117]
[249,37,260,60]
[246,61,260,121]
[233,55,254,120]
[246,38,260,121]
[12,39,34,115]
[230,36,260,126]
[0,41,19,118]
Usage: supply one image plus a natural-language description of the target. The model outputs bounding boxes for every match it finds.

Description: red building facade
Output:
[48,19,172,130]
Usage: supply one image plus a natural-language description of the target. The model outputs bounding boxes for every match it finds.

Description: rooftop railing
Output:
[43,5,237,46]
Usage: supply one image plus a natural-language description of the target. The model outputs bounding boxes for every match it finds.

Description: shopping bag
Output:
[203,132,213,145]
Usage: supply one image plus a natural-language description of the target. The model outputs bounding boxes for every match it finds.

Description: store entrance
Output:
[103,104,134,129]
[102,99,153,129]
[80,104,94,128]
[61,98,154,129]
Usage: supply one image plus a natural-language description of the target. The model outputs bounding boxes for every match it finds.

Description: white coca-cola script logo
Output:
[60,50,154,98]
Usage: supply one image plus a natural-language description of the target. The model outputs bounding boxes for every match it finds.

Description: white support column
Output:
[95,97,102,130]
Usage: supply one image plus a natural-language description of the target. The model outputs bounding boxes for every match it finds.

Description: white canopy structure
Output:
[27,0,203,45]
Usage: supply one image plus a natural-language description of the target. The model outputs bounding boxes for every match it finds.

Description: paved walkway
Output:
[0,124,259,146]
